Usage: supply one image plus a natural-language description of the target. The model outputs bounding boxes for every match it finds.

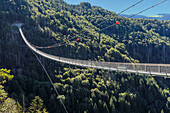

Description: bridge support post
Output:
[109,62,110,70]
[95,61,98,68]
[133,64,135,70]
[81,60,83,66]
[125,63,127,72]
[165,65,168,77]
[116,63,118,72]
[145,64,147,72]
[124,63,127,72]
[158,66,161,73]
[149,66,152,76]
[136,64,138,75]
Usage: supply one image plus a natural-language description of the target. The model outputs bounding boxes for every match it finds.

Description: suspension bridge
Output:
[15,23,170,78]
[11,1,169,113]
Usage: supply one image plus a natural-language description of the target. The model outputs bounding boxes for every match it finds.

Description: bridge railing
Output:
[44,54,170,76]
[65,59,170,76]
[19,26,170,77]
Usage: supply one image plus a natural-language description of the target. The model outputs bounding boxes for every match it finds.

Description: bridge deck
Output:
[16,23,170,78]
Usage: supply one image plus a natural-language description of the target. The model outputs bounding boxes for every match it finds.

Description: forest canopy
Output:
[0,0,170,113]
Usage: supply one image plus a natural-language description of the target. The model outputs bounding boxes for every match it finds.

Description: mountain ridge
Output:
[120,13,170,20]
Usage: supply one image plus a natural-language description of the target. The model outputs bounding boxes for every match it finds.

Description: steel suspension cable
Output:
[100,0,168,32]
[129,0,168,18]
[65,0,168,43]
[31,33,78,49]
[117,0,145,15]
[97,0,145,27]
[32,0,167,49]
[32,0,145,49]
[29,48,69,113]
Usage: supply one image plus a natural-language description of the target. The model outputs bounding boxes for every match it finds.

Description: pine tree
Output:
[103,102,110,113]
[0,68,14,105]
[0,68,14,84]
[16,101,23,113]
[161,109,164,113]
[1,98,18,113]
[29,96,48,113]
[109,96,116,111]
[93,103,99,113]
[0,85,8,103]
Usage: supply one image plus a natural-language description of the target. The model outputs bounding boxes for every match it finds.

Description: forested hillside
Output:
[1,0,170,113]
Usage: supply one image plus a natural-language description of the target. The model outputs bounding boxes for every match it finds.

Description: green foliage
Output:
[0,68,23,113]
[0,0,170,113]
[1,98,19,113]
[0,85,8,103]
[0,68,14,84]
[12,26,19,31]
[29,96,47,113]
[0,68,13,103]
[16,101,23,113]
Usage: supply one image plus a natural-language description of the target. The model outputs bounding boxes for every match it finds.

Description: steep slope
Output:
[0,0,170,113]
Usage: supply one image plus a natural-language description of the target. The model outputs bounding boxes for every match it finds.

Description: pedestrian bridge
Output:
[16,23,170,78]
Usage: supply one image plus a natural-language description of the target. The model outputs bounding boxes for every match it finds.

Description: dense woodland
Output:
[1,0,170,113]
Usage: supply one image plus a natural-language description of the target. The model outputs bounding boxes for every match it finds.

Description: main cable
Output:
[100,0,168,32]
[117,0,145,15]
[29,48,69,113]
[31,33,78,49]
[129,0,168,18]
[31,0,167,49]
[31,0,145,49]
[97,0,145,27]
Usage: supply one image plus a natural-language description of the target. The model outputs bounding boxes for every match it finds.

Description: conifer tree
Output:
[29,96,48,113]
